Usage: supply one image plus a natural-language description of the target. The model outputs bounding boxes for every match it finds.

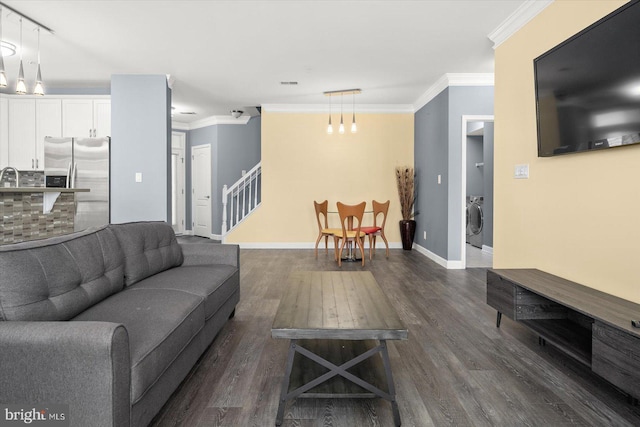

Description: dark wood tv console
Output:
[486,269,640,401]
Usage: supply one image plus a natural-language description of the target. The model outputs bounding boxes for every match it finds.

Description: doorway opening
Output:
[171,131,186,234]
[461,115,494,269]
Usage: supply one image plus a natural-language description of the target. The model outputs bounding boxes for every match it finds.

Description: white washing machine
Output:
[466,196,483,249]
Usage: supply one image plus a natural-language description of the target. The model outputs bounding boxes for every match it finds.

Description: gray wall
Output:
[186,116,261,235]
[447,86,494,261]
[111,75,171,223]
[466,135,484,197]
[414,86,494,262]
[414,88,449,259]
[483,122,494,248]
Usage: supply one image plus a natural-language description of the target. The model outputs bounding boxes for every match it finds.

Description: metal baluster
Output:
[235,187,240,224]
[249,174,253,212]
[243,176,247,217]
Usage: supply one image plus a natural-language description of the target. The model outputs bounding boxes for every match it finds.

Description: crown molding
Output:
[171,121,190,131]
[172,115,251,130]
[261,104,414,114]
[413,73,494,112]
[488,0,554,49]
[446,73,494,86]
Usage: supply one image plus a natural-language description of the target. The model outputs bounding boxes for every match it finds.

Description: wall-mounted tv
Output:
[535,0,640,157]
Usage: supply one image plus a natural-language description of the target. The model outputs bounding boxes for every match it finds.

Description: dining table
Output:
[327,209,372,262]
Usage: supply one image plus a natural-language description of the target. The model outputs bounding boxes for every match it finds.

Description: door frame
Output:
[171,131,186,234]
[191,144,212,238]
[460,115,494,269]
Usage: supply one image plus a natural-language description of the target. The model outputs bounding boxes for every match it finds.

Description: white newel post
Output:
[221,184,228,234]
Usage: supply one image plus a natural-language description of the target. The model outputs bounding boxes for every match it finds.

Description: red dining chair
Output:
[361,200,390,260]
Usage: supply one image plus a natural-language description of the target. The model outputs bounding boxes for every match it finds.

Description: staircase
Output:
[221,162,261,235]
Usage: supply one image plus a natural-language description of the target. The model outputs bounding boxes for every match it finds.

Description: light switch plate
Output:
[514,164,529,179]
[437,174,442,184]
[135,172,143,183]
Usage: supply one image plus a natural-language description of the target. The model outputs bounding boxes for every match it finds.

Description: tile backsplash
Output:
[0,170,44,188]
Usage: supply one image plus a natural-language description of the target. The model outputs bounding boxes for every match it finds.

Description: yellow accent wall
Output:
[225,112,414,245]
[494,0,639,303]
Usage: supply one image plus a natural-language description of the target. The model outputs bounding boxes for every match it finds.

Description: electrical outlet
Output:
[135,172,143,183]
[423,231,427,240]
[437,174,441,184]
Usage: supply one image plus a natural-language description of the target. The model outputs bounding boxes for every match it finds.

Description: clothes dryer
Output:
[467,196,483,248]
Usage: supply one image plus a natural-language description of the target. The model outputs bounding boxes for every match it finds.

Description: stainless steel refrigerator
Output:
[44,137,110,231]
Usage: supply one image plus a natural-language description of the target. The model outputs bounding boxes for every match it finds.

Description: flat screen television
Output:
[534,0,640,157]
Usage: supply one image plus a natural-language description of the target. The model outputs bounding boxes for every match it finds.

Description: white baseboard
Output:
[233,242,403,250]
[482,245,494,254]
[182,230,194,236]
[413,243,464,269]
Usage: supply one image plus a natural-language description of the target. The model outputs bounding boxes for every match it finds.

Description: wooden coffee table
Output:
[271,271,408,426]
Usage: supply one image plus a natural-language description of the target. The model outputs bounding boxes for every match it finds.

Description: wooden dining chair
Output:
[361,200,390,260]
[314,200,341,258]
[333,201,367,267]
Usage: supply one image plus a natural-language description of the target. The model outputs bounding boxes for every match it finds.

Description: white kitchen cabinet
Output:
[0,97,8,168]
[93,99,111,137]
[1,95,110,170]
[62,99,111,137]
[8,99,37,170]
[36,99,63,167]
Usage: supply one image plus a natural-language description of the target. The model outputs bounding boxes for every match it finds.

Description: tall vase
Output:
[399,220,416,250]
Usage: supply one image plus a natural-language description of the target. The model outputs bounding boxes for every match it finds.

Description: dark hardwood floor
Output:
[150,248,640,426]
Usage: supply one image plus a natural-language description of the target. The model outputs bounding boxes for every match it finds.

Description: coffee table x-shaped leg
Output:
[275,339,401,426]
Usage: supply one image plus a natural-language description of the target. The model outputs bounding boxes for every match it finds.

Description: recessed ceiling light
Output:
[280,81,298,85]
[179,111,196,115]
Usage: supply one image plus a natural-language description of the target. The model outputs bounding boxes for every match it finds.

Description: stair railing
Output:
[221,162,261,234]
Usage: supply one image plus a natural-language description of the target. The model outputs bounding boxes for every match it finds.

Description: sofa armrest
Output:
[181,243,239,268]
[0,321,131,427]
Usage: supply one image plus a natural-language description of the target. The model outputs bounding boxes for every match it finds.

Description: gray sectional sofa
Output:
[0,221,240,427]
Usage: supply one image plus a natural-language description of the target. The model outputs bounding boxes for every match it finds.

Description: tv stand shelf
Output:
[487,269,640,400]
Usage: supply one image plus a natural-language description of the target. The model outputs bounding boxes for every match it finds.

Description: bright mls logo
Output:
[0,405,68,427]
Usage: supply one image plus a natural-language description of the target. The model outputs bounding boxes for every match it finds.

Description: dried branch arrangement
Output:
[395,166,415,221]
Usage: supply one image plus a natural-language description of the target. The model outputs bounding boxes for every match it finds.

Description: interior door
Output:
[191,144,211,238]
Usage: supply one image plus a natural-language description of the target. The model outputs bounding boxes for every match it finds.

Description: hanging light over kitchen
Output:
[33,26,43,96]
[0,2,53,93]
[0,5,7,88]
[15,18,26,94]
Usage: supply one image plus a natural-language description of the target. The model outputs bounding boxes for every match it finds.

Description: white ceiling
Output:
[0,0,528,123]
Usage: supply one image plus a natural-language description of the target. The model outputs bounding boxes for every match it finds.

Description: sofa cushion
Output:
[0,226,124,321]
[130,265,239,320]
[73,288,205,404]
[109,222,184,286]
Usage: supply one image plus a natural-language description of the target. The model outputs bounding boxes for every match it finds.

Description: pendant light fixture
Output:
[323,89,361,135]
[15,17,26,94]
[0,5,7,88]
[327,95,333,134]
[0,2,53,93]
[351,93,357,133]
[33,26,43,96]
[339,94,345,134]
